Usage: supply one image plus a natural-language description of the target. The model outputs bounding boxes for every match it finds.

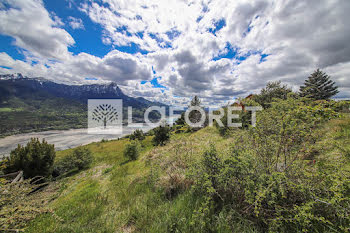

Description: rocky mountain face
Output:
[0,74,163,108]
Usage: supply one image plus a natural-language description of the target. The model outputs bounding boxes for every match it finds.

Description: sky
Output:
[0,0,350,106]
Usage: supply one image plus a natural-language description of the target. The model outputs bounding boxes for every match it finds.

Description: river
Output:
[0,124,156,158]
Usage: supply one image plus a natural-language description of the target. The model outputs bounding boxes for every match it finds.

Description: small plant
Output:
[101,138,108,143]
[53,147,93,177]
[124,141,140,161]
[4,138,55,178]
[129,129,145,141]
[70,147,93,170]
[152,124,171,146]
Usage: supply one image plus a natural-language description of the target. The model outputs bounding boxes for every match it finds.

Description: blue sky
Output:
[0,0,349,105]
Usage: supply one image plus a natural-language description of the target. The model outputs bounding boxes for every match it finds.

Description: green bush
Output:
[215,98,261,136]
[253,81,292,108]
[189,98,348,232]
[152,124,171,146]
[124,141,140,161]
[4,138,55,178]
[53,147,93,177]
[129,129,145,141]
[191,144,350,232]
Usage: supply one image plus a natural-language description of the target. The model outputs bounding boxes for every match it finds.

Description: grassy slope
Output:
[0,96,87,137]
[26,116,350,232]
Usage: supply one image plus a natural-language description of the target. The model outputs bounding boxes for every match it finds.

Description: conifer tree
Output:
[300,69,338,100]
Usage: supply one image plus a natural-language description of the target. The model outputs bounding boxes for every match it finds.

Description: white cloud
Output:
[68,16,85,30]
[0,0,74,61]
[1,0,350,106]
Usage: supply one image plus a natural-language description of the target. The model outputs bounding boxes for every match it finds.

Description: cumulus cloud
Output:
[68,16,85,30]
[1,0,350,106]
[0,0,74,61]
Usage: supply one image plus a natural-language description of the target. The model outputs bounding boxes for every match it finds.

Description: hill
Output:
[18,113,350,232]
[0,74,166,137]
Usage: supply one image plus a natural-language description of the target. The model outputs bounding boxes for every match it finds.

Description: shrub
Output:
[53,147,93,177]
[253,81,292,108]
[215,98,261,136]
[4,138,55,178]
[191,143,350,232]
[71,147,93,170]
[129,129,145,141]
[252,96,338,173]
[190,98,348,232]
[152,124,171,146]
[124,141,140,161]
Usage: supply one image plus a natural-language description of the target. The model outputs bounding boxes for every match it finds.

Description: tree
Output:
[189,96,202,124]
[188,95,208,129]
[152,124,171,146]
[4,138,55,178]
[253,81,292,108]
[92,104,119,129]
[190,95,201,106]
[300,69,339,100]
[130,129,145,141]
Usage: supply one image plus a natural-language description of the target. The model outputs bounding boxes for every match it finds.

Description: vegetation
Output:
[191,97,346,232]
[300,69,339,100]
[124,140,141,161]
[130,129,146,141]
[253,81,292,108]
[0,95,87,138]
[152,124,171,146]
[53,147,93,177]
[0,178,56,232]
[3,105,344,232]
[1,76,349,232]
[4,138,55,178]
[0,79,164,138]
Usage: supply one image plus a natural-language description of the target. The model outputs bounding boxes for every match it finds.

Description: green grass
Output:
[25,116,350,232]
[0,107,23,112]
[25,128,221,232]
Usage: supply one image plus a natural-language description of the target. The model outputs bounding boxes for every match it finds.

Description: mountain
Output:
[0,74,165,137]
[0,74,164,108]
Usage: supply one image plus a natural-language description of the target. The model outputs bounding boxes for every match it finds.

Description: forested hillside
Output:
[0,74,165,137]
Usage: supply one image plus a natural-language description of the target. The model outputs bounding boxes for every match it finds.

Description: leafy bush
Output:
[189,98,348,232]
[129,129,145,141]
[215,98,261,136]
[124,141,140,161]
[253,81,292,108]
[191,143,350,232]
[152,124,171,146]
[4,138,55,178]
[53,147,93,177]
[252,96,338,173]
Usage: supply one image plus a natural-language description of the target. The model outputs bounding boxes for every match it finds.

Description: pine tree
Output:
[300,69,339,100]
[189,96,202,125]
[190,96,201,107]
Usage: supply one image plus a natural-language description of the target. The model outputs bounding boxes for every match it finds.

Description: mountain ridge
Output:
[0,73,165,108]
[0,73,165,137]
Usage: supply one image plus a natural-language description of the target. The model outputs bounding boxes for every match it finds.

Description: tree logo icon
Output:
[92,104,119,129]
[88,99,123,135]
